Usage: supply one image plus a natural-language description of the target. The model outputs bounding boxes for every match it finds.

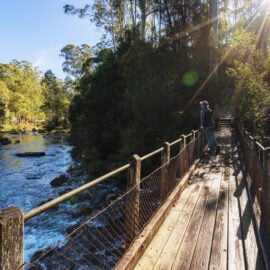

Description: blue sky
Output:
[0,0,101,79]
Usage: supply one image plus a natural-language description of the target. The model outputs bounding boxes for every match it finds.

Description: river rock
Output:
[105,192,118,202]
[0,136,12,145]
[50,174,68,187]
[58,187,73,196]
[67,165,84,177]
[76,191,92,202]
[15,152,45,157]
[9,131,19,134]
[31,247,54,263]
[71,202,93,218]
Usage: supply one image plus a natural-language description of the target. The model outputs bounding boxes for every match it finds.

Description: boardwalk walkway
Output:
[122,125,269,269]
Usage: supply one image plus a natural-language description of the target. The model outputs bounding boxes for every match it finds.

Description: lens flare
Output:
[182,71,198,86]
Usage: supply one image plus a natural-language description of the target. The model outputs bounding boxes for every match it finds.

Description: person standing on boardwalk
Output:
[200,100,220,155]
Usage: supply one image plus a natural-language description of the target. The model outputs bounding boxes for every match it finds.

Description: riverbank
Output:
[0,128,70,145]
[0,131,125,262]
[0,132,75,261]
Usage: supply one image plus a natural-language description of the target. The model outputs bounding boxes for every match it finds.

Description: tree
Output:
[66,0,270,174]
[64,1,156,47]
[41,70,71,130]
[64,1,126,50]
[225,22,270,138]
[0,61,44,128]
[0,81,10,124]
[60,44,92,80]
[0,81,10,110]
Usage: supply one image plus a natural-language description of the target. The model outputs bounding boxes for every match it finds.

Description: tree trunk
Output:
[138,0,146,40]
[210,0,218,74]
[129,0,137,29]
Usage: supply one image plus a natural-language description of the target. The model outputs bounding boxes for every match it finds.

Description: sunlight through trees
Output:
[2,1,270,172]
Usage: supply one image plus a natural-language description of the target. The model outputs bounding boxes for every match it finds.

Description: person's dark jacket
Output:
[200,108,214,128]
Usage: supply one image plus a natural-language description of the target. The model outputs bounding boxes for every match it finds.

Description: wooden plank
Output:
[233,161,265,270]
[189,166,223,270]
[132,126,266,270]
[151,179,205,269]
[134,160,213,270]
[209,169,229,270]
[171,170,216,270]
[238,145,270,268]
[116,126,269,270]
[134,181,203,270]
[228,166,246,270]
[246,175,270,269]
[116,160,200,270]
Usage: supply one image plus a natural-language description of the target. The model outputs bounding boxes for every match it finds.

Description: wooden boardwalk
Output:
[119,125,270,270]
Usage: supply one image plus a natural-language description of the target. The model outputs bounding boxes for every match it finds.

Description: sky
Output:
[0,0,102,79]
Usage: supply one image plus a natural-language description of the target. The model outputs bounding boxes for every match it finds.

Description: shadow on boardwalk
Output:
[131,125,270,270]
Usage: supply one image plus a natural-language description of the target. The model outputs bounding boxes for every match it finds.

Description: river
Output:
[0,132,81,262]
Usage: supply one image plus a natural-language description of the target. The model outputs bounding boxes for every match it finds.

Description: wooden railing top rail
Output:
[170,138,182,146]
[24,163,130,221]
[241,127,270,152]
[24,128,200,221]
[140,147,163,161]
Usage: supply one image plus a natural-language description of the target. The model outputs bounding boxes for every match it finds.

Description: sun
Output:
[262,0,270,10]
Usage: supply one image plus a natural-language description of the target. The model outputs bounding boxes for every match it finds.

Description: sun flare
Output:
[262,0,270,11]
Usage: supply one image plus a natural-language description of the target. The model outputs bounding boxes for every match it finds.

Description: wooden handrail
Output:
[24,129,200,221]
[141,147,163,161]
[24,163,130,221]
[1,127,203,270]
[170,137,183,146]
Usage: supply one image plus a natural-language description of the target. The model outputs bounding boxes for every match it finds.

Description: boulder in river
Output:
[71,202,93,218]
[50,174,68,187]
[0,136,12,145]
[15,152,46,157]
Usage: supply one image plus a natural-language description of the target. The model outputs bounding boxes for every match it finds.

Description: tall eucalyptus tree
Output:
[210,0,219,72]
[60,43,92,80]
[64,1,128,50]
[41,70,71,129]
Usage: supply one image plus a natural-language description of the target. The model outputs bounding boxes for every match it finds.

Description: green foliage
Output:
[69,37,204,175]
[227,64,270,132]
[41,70,72,130]
[0,62,44,128]
[66,0,270,175]
[0,62,71,131]
[226,28,257,66]
[60,44,92,80]
[119,41,183,153]
[70,48,126,173]
[225,26,270,140]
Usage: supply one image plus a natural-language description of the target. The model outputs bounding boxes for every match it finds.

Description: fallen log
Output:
[15,152,46,157]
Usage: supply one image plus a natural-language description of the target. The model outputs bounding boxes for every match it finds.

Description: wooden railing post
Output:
[262,149,270,238]
[199,128,205,153]
[250,137,255,182]
[192,130,199,158]
[197,129,202,155]
[0,207,24,270]
[181,135,188,172]
[127,154,141,239]
[161,142,170,200]
[192,130,196,140]
[181,135,187,149]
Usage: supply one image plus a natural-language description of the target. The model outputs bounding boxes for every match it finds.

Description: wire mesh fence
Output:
[20,132,203,270]
[23,192,132,270]
[236,124,264,209]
